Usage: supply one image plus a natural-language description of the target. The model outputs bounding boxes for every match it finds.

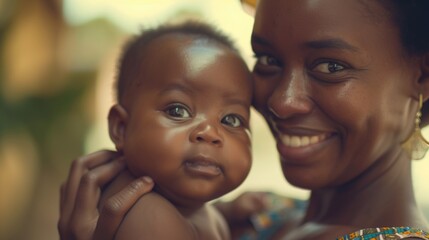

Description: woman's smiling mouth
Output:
[275,130,336,162]
[279,133,330,148]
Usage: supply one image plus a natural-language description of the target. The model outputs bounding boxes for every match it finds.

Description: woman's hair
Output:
[381,0,429,125]
[382,0,429,55]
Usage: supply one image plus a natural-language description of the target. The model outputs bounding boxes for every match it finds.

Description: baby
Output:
[100,21,253,239]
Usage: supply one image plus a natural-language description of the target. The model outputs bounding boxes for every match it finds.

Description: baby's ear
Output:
[108,104,129,152]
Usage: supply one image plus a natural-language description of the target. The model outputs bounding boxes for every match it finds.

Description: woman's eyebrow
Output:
[304,38,359,52]
[251,35,358,53]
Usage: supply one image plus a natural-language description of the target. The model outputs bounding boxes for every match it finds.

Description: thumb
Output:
[93,177,154,240]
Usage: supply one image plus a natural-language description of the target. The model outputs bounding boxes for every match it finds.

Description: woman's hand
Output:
[58,150,154,240]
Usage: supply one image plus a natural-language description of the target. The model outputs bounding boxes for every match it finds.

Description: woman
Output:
[58,0,429,239]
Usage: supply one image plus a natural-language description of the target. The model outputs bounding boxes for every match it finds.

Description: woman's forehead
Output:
[254,0,390,26]
[252,0,395,49]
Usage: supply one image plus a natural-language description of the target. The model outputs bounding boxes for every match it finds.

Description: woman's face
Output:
[251,0,420,189]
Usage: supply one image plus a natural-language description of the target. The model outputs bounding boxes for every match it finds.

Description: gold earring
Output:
[402,94,429,160]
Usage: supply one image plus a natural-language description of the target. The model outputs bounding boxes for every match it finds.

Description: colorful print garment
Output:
[239,194,429,240]
[337,227,429,240]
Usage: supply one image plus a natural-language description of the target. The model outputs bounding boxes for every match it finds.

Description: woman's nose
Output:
[189,122,223,147]
[268,73,313,119]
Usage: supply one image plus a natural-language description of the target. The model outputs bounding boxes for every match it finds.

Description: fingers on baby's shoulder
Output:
[71,150,119,171]
[128,177,154,194]
[101,177,154,218]
[69,150,124,187]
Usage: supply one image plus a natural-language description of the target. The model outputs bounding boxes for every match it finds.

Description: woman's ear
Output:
[417,53,429,126]
[418,53,429,101]
[108,104,129,152]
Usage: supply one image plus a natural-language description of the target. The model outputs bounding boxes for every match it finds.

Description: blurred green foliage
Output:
[0,72,96,166]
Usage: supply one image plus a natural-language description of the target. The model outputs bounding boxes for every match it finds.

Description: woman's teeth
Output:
[280,134,328,147]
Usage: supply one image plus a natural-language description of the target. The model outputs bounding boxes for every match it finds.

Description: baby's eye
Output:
[313,62,345,73]
[165,104,191,119]
[255,54,280,66]
[221,114,243,128]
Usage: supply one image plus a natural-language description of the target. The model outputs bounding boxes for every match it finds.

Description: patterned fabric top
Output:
[337,227,429,240]
[237,194,429,240]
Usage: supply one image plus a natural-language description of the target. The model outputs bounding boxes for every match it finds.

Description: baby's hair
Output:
[115,20,240,103]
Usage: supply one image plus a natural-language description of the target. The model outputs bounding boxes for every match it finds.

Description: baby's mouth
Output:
[184,157,223,178]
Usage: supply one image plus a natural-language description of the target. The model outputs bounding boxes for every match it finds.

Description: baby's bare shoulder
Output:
[114,192,197,240]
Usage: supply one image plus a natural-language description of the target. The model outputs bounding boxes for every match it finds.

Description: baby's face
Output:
[122,34,252,206]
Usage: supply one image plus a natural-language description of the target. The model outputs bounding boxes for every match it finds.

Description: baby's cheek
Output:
[123,155,145,177]
[123,137,151,176]
[230,150,252,186]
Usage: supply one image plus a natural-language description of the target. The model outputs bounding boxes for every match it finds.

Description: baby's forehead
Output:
[120,33,249,103]
[146,33,234,54]
[140,33,243,71]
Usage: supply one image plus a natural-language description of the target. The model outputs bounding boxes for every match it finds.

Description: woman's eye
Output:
[256,55,280,66]
[313,62,345,73]
[165,105,191,119]
[221,114,243,128]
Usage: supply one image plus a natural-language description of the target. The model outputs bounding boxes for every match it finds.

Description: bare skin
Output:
[101,32,253,239]
[58,154,268,240]
[59,0,429,239]
[58,150,154,240]
[250,0,429,238]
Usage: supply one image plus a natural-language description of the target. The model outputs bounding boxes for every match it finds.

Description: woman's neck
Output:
[304,149,427,229]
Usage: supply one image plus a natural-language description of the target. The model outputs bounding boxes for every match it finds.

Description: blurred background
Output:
[0,0,428,239]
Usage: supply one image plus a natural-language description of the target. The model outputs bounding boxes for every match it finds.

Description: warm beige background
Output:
[0,1,428,239]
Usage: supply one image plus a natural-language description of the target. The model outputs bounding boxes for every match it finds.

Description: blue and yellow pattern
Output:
[238,194,429,240]
[337,227,429,240]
